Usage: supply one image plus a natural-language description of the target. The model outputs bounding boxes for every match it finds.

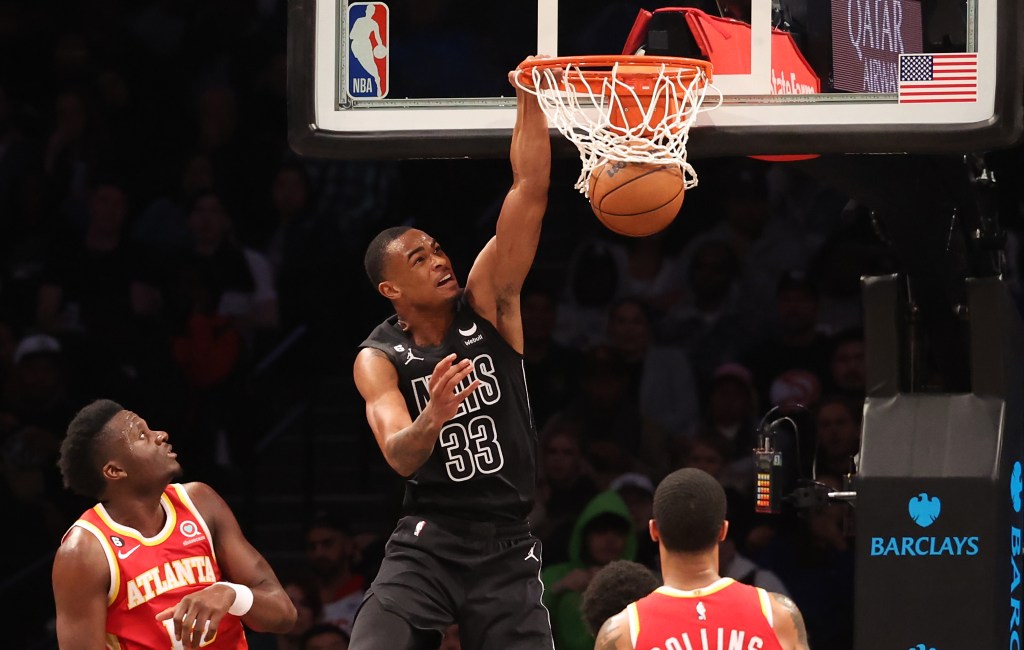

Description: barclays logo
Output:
[1011,461,1022,514]
[869,491,979,557]
[908,645,936,650]
[909,493,941,528]
[1010,460,1023,650]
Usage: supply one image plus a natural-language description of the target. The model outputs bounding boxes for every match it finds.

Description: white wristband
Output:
[216,581,254,616]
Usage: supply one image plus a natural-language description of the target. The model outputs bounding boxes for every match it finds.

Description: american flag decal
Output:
[898,53,978,104]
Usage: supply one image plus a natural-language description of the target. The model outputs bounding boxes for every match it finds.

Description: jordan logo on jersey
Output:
[404,349,424,365]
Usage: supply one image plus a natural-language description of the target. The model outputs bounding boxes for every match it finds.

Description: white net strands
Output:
[519,59,721,198]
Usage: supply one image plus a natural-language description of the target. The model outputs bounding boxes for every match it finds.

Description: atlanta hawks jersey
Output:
[628,579,784,650]
[360,293,538,522]
[64,483,248,650]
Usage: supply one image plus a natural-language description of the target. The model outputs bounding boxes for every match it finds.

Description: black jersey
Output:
[360,293,538,522]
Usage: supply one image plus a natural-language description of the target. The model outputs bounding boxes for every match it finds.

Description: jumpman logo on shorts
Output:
[524,542,540,562]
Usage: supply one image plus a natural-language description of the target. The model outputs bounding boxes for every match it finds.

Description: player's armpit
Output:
[769,592,810,650]
[593,611,633,650]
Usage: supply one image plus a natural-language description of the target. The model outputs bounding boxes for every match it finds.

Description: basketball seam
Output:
[595,168,684,216]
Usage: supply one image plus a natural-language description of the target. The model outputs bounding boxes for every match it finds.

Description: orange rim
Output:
[515,55,713,91]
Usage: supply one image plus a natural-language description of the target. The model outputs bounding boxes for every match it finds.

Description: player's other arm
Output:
[466,56,551,351]
[593,610,635,650]
[155,482,296,647]
[354,349,479,477]
[52,529,113,650]
[769,592,811,650]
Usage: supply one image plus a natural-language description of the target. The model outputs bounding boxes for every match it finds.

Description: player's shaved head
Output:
[365,226,413,286]
[653,468,727,553]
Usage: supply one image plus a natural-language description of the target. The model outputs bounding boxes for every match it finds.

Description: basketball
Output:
[373,44,387,58]
[587,161,685,237]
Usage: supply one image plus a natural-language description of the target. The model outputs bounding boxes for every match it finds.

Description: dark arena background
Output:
[1,1,1023,648]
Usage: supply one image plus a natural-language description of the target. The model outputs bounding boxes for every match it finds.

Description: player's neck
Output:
[102,492,169,538]
[660,550,722,591]
[395,301,456,348]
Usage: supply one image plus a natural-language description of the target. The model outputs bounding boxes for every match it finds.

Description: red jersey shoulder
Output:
[631,579,784,650]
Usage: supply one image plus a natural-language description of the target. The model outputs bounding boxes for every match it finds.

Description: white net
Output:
[516,58,721,198]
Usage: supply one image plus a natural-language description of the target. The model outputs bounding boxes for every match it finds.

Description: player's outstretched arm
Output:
[155,482,297,648]
[769,592,811,650]
[52,529,113,650]
[593,610,635,650]
[466,55,551,352]
[355,349,479,476]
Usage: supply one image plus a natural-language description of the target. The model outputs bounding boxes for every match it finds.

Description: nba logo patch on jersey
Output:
[347,2,389,99]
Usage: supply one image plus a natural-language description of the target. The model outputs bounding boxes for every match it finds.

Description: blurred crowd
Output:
[2,1,1023,649]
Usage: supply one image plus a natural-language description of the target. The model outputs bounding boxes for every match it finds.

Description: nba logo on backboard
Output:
[347,2,389,99]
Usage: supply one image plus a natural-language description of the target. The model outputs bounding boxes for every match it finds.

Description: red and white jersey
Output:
[628,578,783,650]
[64,484,248,650]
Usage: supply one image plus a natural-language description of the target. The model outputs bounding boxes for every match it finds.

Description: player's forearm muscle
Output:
[376,404,446,477]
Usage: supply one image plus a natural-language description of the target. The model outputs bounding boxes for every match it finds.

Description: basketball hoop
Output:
[514,55,719,198]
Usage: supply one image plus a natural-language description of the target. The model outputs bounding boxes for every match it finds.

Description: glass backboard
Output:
[287,0,1023,159]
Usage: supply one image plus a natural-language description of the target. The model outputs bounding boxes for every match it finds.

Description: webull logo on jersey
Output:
[411,354,501,417]
[869,492,980,557]
[347,2,389,98]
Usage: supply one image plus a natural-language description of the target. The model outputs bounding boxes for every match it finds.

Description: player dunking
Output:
[52,399,297,649]
[349,56,553,650]
[593,468,810,650]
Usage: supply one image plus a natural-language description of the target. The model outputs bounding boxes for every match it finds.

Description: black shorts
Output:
[361,514,554,650]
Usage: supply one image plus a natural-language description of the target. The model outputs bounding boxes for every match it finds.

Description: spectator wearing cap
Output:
[741,270,831,410]
[609,472,658,569]
[3,333,76,435]
[305,511,365,635]
[686,363,760,497]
